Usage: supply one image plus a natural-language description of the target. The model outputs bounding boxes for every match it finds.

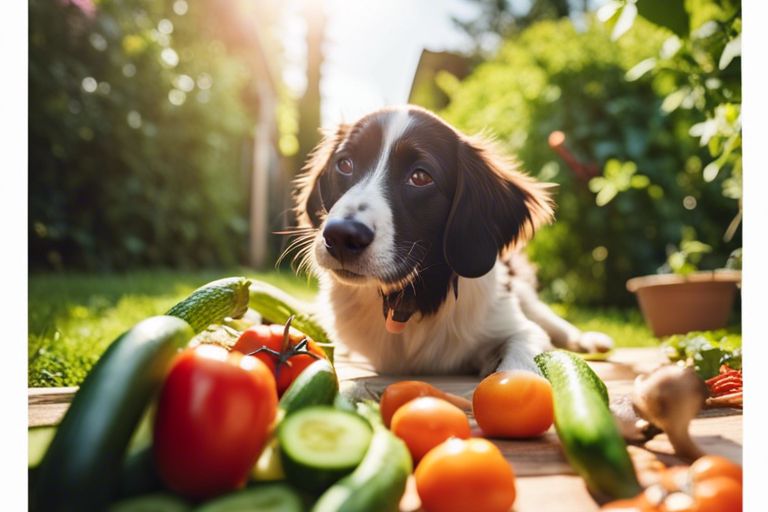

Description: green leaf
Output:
[636,0,689,37]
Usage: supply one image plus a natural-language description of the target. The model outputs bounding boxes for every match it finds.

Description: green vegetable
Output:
[31,316,194,512]
[312,402,412,512]
[167,276,251,333]
[279,406,373,493]
[250,280,334,359]
[109,493,191,512]
[535,350,641,501]
[663,330,742,379]
[279,358,339,415]
[195,484,304,512]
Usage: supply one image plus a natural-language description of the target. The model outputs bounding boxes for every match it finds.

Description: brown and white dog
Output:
[289,105,612,376]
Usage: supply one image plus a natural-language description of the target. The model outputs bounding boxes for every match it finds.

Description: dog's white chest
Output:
[315,264,521,374]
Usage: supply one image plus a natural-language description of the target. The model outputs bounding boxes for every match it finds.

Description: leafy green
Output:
[663,330,741,379]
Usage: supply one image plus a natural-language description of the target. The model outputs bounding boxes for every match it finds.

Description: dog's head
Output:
[292,105,553,332]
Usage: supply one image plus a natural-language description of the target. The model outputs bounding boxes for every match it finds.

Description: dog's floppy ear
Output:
[443,135,554,278]
[293,124,350,227]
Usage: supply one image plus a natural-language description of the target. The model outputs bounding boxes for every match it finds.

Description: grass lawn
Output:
[29,269,659,387]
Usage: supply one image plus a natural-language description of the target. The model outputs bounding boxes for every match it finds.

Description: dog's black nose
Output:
[323,219,374,259]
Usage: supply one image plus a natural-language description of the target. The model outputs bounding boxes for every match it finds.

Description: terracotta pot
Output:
[626,270,741,337]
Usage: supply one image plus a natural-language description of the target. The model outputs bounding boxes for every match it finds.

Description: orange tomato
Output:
[415,437,516,512]
[380,380,472,428]
[689,455,742,485]
[390,396,471,463]
[472,370,554,438]
[692,476,742,512]
[601,496,657,511]
[660,466,691,492]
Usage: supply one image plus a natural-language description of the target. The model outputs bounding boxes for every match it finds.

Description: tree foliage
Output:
[29,0,261,271]
[441,15,740,305]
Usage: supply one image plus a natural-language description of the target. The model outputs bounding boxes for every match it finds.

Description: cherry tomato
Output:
[472,370,554,438]
[691,476,742,512]
[689,455,742,485]
[152,345,278,500]
[380,380,472,428]
[390,397,471,463]
[415,437,516,512]
[232,320,327,396]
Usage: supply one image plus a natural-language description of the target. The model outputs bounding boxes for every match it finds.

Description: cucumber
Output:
[167,276,251,333]
[535,350,641,501]
[195,484,304,512]
[279,358,338,415]
[31,316,194,512]
[278,406,373,493]
[249,280,334,359]
[109,493,191,512]
[312,402,412,512]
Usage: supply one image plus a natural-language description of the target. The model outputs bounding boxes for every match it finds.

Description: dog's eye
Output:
[407,169,433,187]
[336,157,354,176]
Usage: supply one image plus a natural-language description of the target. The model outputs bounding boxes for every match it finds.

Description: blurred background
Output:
[28,0,742,385]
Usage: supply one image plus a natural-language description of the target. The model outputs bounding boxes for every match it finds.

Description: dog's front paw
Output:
[572,331,613,353]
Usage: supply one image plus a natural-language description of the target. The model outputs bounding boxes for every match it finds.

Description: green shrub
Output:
[441,16,739,305]
[29,0,256,271]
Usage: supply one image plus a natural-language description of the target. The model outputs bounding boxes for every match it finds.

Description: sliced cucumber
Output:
[195,484,303,512]
[109,493,191,512]
[279,406,372,493]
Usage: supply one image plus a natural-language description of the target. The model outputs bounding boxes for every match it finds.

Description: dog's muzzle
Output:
[322,218,374,261]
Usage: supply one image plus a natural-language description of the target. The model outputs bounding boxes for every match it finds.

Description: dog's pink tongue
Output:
[385,310,408,334]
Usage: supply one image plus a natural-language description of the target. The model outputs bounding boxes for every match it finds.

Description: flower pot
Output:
[626,270,741,337]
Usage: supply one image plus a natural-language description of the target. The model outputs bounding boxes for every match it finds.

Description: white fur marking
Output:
[316,111,412,280]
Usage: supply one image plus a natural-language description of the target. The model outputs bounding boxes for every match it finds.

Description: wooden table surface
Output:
[28,347,742,512]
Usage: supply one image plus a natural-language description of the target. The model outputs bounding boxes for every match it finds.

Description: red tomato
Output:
[472,370,554,438]
[152,345,278,500]
[689,455,742,485]
[691,476,742,512]
[232,321,327,396]
[390,396,471,463]
[415,437,517,512]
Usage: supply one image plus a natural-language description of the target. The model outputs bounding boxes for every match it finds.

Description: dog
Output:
[288,105,612,376]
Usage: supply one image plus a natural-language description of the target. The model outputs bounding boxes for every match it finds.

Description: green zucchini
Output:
[535,350,641,501]
[167,276,251,333]
[31,316,194,512]
[279,406,372,493]
[109,493,191,512]
[195,484,304,512]
[279,358,338,415]
[249,280,334,360]
[312,402,412,512]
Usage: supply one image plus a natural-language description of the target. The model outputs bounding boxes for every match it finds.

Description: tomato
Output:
[152,344,278,500]
[689,455,742,485]
[415,437,516,512]
[601,496,658,511]
[390,397,471,463]
[472,370,554,438]
[380,380,472,428]
[691,476,742,512]
[232,320,327,396]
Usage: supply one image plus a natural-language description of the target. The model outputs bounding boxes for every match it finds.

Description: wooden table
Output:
[28,348,742,511]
